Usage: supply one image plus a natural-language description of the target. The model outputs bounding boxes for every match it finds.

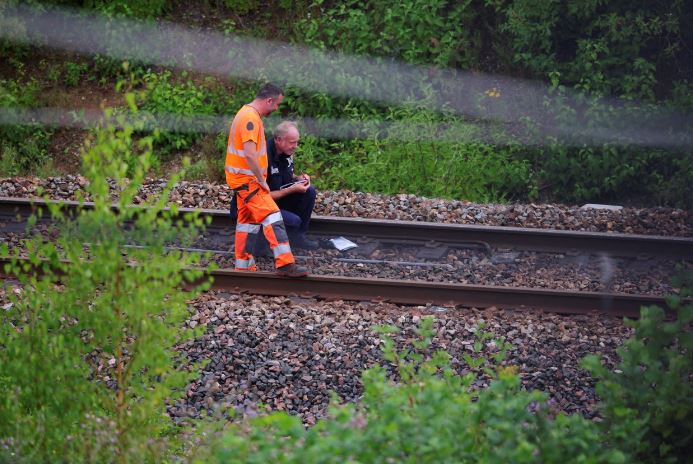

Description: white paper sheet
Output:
[329,236,358,251]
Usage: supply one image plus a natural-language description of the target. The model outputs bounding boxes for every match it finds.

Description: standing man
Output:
[225,83,308,277]
[266,121,318,250]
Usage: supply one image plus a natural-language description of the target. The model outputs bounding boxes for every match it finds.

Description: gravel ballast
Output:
[1,176,690,236]
[175,292,631,424]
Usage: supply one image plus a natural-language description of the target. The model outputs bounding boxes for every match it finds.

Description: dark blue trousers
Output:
[276,186,317,237]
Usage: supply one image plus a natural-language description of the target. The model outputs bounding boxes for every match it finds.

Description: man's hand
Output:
[299,172,311,187]
[243,140,270,192]
[291,180,309,194]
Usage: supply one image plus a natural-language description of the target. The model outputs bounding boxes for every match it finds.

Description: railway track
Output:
[1,196,690,317]
[2,196,691,257]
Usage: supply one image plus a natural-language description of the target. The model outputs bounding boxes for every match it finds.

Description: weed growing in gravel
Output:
[207,316,621,463]
[204,302,692,462]
[0,100,212,462]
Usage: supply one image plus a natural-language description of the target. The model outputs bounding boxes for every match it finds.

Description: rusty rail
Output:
[0,256,674,318]
[198,270,672,318]
[1,196,690,258]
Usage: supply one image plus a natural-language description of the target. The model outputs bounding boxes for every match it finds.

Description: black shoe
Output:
[276,263,309,278]
[291,235,319,250]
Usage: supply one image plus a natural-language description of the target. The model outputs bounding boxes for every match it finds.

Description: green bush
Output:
[669,80,693,111]
[179,131,229,183]
[183,134,225,183]
[138,71,219,157]
[319,139,533,202]
[45,61,62,85]
[219,0,257,15]
[526,141,693,208]
[486,0,688,101]
[284,0,691,206]
[582,272,693,463]
[48,0,171,18]
[63,61,89,87]
[0,0,34,63]
[297,0,481,69]
[0,78,53,175]
[0,103,212,462]
[0,130,52,176]
[0,78,41,115]
[294,108,535,203]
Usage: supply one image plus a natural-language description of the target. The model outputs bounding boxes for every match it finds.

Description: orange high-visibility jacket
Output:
[225,105,268,189]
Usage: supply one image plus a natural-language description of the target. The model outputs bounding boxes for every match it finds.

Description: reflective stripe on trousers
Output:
[236,223,260,233]
[235,219,294,269]
[234,184,295,270]
[235,257,256,270]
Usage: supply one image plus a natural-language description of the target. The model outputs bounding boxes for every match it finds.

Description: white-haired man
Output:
[230,121,318,253]
[265,121,318,250]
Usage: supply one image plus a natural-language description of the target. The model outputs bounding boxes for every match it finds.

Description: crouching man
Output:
[266,121,318,250]
[231,120,318,252]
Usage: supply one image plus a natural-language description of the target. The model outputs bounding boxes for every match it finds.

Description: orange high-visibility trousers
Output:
[234,180,295,270]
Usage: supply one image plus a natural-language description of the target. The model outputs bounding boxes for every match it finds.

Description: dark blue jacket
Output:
[266,137,295,191]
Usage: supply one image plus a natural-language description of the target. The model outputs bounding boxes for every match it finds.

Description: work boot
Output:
[291,235,319,250]
[276,263,309,278]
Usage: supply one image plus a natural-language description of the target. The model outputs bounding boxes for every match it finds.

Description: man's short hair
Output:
[274,121,299,139]
[256,83,283,99]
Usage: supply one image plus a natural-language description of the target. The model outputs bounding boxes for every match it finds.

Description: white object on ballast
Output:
[580,204,623,211]
[329,236,358,251]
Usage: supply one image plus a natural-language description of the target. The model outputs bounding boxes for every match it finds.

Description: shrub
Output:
[582,271,693,463]
[294,109,536,203]
[138,71,221,158]
[80,0,169,18]
[0,102,212,462]
[0,0,36,63]
[63,61,89,87]
[0,78,53,175]
[183,135,225,183]
[297,0,481,69]
[219,0,256,15]
[527,141,693,208]
[285,0,691,206]
[0,129,52,176]
[486,0,688,101]
[200,132,227,183]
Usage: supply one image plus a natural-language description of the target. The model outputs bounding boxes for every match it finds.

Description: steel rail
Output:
[1,196,691,258]
[0,255,672,318]
[197,270,671,318]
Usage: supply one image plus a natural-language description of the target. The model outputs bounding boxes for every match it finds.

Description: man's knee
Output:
[306,186,317,201]
[280,209,301,230]
[297,186,316,210]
